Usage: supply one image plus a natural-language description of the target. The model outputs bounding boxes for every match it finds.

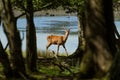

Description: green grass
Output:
[37,50,68,58]
[39,65,60,76]
[38,65,74,76]
[0,50,109,80]
[0,50,74,79]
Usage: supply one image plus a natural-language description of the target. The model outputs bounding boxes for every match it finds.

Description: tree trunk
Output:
[102,0,117,57]
[110,50,120,80]
[109,0,120,78]
[72,13,85,57]
[0,40,13,78]
[79,0,116,78]
[1,0,26,76]
[26,0,37,72]
[70,12,86,65]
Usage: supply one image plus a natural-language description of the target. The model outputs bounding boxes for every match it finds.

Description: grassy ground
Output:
[35,51,80,79]
[0,51,80,80]
[0,51,109,80]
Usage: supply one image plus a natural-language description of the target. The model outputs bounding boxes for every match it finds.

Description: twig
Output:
[51,51,74,75]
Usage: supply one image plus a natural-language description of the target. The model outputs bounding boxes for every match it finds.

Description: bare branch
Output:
[15,12,26,19]
[4,30,25,51]
[15,3,52,19]
[4,43,8,51]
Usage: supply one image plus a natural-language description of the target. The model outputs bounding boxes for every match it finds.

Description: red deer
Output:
[46,29,70,56]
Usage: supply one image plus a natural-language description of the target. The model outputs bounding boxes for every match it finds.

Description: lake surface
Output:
[0,16,120,54]
[0,16,78,54]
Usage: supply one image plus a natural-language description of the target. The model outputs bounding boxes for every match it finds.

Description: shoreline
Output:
[13,9,77,18]
[14,9,120,20]
[34,10,77,16]
[114,11,120,20]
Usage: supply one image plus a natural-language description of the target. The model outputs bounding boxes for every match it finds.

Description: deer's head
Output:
[64,28,70,33]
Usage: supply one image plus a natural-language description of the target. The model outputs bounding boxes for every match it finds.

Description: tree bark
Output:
[1,0,26,76]
[0,40,13,78]
[70,12,86,65]
[102,0,117,57]
[79,0,116,78]
[72,13,85,57]
[110,50,120,80]
[26,0,37,72]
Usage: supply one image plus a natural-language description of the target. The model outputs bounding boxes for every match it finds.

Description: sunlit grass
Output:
[39,65,60,76]
[37,50,68,58]
[36,65,75,79]
[5,49,68,58]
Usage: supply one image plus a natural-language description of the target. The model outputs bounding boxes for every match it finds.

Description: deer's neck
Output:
[63,32,69,42]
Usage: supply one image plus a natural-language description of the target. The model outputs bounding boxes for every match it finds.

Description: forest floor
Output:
[0,55,79,80]
[29,54,108,80]
[0,51,108,80]
[34,56,78,80]
[32,51,79,80]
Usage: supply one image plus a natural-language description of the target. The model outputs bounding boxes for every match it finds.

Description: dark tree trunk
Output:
[103,0,117,57]
[1,0,26,76]
[72,13,86,57]
[109,0,120,78]
[79,0,116,78]
[70,12,86,65]
[110,50,120,80]
[0,40,13,78]
[26,0,37,72]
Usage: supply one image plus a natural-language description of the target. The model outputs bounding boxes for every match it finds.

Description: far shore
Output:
[13,9,120,20]
[13,9,77,18]
[34,10,77,16]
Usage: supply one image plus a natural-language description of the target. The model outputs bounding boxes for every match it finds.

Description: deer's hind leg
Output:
[62,44,68,56]
[46,42,51,57]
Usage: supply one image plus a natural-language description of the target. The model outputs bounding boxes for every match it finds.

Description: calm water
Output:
[0,16,120,54]
[0,16,78,54]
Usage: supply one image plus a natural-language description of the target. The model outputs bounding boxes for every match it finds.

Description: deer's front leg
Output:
[46,43,51,57]
[46,42,51,50]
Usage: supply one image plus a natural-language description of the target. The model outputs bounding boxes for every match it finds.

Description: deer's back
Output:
[47,35,64,44]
